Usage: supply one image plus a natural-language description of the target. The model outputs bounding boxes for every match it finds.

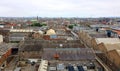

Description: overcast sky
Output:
[0,0,120,17]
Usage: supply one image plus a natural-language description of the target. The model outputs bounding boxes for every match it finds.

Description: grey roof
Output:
[9,37,24,41]
[9,33,27,37]
[89,33,107,38]
[90,24,110,28]
[42,48,95,60]
[9,33,27,41]
[0,43,18,55]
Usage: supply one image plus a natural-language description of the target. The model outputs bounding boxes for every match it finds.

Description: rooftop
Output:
[116,50,120,56]
[96,38,120,44]
[42,48,95,61]
[46,29,56,35]
[10,29,33,33]
[0,43,17,55]
[104,43,120,51]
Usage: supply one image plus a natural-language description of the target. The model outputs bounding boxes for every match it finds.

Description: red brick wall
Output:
[0,48,12,66]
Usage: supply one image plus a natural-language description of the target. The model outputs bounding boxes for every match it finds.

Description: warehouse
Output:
[98,43,120,53]
[91,38,120,49]
[42,48,95,61]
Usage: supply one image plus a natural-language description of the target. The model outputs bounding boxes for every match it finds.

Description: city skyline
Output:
[0,0,120,17]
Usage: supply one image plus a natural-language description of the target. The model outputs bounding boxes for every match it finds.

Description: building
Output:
[9,33,27,42]
[0,35,3,43]
[44,29,57,40]
[0,29,10,43]
[19,39,43,59]
[38,60,48,71]
[46,29,56,35]
[42,48,95,60]
[91,38,120,49]
[0,43,17,69]
[9,29,33,42]
[63,21,70,27]
[98,43,120,53]
[32,31,43,39]
[10,29,33,33]
[107,49,120,70]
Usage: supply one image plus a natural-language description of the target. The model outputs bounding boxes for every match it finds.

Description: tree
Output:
[41,23,47,26]
[68,25,74,29]
[31,23,42,27]
[74,24,77,26]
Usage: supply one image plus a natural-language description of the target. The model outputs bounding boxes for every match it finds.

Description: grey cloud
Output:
[0,0,120,17]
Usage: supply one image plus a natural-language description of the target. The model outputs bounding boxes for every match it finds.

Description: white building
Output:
[0,35,3,43]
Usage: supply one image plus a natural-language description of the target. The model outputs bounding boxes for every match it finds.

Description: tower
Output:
[37,16,38,22]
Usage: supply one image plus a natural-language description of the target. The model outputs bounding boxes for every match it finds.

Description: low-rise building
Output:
[0,43,17,69]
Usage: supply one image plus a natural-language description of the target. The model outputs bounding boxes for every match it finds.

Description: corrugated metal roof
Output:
[38,60,48,71]
[0,43,17,55]
[10,29,33,33]
[42,48,95,60]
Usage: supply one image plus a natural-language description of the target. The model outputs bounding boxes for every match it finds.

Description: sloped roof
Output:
[46,29,56,35]
[116,50,120,56]
[109,49,120,57]
[10,29,33,33]
[0,43,17,55]
[34,30,44,34]
[104,43,120,52]
[112,30,120,35]
[96,38,120,44]
[38,60,48,71]
[42,48,95,60]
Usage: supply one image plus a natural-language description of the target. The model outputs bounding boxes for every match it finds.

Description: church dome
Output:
[46,29,56,35]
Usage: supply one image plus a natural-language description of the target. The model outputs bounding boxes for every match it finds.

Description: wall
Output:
[0,48,12,66]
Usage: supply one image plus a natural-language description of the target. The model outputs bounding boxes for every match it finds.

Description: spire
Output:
[37,16,38,22]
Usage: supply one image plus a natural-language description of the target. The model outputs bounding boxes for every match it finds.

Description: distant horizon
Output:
[0,16,120,18]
